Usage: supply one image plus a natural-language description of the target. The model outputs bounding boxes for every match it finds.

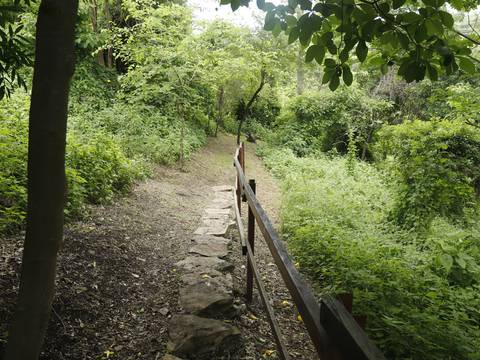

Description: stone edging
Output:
[163,186,241,359]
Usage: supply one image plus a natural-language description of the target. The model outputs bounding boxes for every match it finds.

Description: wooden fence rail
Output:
[233,142,386,360]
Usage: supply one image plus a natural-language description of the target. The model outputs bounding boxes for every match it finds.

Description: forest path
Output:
[1,133,315,360]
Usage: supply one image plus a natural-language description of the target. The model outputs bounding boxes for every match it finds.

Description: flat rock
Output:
[179,282,234,318]
[212,185,233,192]
[162,355,184,360]
[189,241,229,258]
[167,315,241,356]
[180,272,233,288]
[209,200,232,209]
[192,235,231,246]
[175,256,233,273]
[204,208,231,215]
[180,269,225,284]
[194,225,229,236]
[203,212,230,220]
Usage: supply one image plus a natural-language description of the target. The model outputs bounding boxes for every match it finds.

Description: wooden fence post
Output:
[236,144,242,214]
[246,178,256,304]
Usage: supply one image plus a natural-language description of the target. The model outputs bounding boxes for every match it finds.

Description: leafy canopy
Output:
[220,0,479,90]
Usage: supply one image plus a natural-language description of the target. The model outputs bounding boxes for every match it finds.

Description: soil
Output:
[0,134,317,360]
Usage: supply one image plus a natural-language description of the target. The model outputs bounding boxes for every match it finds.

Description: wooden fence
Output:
[233,142,386,360]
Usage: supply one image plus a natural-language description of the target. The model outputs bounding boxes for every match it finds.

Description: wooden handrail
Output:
[233,145,386,360]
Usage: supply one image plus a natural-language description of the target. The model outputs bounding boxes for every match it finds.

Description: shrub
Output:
[0,91,145,234]
[272,87,392,158]
[0,92,29,233]
[376,119,480,231]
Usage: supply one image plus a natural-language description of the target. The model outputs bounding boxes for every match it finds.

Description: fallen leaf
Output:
[103,350,114,358]
[263,349,275,358]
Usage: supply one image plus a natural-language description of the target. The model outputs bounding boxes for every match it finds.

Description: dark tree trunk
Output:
[89,0,106,66]
[4,1,79,359]
[236,70,266,145]
[104,0,114,68]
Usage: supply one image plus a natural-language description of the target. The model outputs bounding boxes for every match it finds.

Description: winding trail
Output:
[0,133,316,360]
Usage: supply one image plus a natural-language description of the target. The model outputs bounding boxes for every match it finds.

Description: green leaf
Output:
[288,27,300,44]
[329,73,340,91]
[356,40,368,62]
[313,3,333,16]
[322,70,332,84]
[392,0,406,9]
[458,57,476,74]
[425,19,443,36]
[456,256,467,269]
[298,0,312,10]
[439,254,453,272]
[401,12,422,24]
[439,11,454,28]
[285,15,297,27]
[324,58,336,68]
[305,45,326,64]
[339,48,349,63]
[342,64,353,85]
[264,12,277,31]
[272,21,282,37]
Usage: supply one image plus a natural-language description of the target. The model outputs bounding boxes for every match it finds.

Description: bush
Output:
[70,102,207,165]
[376,119,480,231]
[0,92,145,233]
[272,87,392,158]
[261,147,480,360]
[0,92,29,233]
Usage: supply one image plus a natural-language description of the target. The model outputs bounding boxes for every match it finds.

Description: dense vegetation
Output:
[257,63,480,359]
[0,0,288,233]
[1,0,479,358]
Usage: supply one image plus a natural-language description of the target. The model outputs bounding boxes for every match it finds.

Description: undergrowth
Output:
[259,146,480,360]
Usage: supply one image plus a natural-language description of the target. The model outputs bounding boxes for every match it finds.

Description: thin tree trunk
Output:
[89,0,106,66]
[296,46,304,95]
[236,70,266,145]
[215,86,224,137]
[104,0,113,68]
[4,1,79,359]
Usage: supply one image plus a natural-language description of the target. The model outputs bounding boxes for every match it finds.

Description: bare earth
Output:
[0,133,316,360]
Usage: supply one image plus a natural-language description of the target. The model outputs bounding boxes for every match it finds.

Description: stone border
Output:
[164,186,241,359]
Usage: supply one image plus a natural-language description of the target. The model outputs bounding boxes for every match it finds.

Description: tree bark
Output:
[89,0,106,66]
[236,70,266,145]
[4,1,79,359]
[104,0,114,68]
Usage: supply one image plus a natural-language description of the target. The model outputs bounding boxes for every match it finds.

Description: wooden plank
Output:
[245,232,291,360]
[320,297,386,360]
[234,157,328,357]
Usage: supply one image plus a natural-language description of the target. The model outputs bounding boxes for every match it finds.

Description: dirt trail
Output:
[0,134,315,360]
